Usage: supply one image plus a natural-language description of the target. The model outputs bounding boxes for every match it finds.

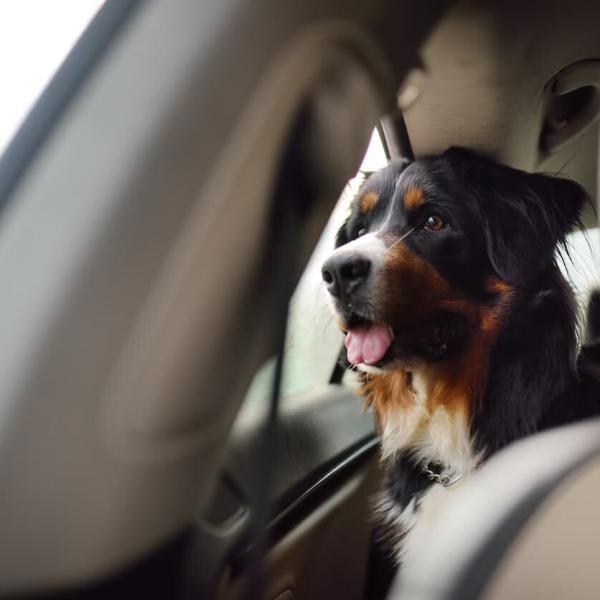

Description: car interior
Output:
[0,1,600,599]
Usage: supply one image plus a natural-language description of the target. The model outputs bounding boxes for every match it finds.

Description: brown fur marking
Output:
[404,186,425,211]
[363,240,515,430]
[360,192,379,213]
[381,241,456,324]
[363,370,415,424]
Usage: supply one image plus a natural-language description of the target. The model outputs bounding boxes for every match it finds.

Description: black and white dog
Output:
[322,147,600,564]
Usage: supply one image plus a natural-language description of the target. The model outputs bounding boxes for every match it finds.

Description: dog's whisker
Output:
[387,227,414,253]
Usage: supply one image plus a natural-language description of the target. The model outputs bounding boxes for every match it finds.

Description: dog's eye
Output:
[356,227,367,238]
[424,215,445,231]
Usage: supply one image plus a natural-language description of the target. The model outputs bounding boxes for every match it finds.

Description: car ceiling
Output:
[401,0,600,227]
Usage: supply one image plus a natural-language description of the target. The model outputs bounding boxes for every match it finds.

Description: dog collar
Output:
[420,462,463,487]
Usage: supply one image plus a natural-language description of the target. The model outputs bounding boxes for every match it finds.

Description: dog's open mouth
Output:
[344,319,394,366]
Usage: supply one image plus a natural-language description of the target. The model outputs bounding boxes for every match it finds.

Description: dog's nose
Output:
[321,255,371,298]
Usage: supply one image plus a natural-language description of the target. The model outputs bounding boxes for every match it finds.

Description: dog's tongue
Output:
[345,323,393,365]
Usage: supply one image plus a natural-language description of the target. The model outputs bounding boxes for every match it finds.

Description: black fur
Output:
[382,456,432,511]
[473,268,581,453]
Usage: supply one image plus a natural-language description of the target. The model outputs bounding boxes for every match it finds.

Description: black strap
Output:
[379,111,414,161]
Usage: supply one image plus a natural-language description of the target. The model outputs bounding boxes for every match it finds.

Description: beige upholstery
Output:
[486,456,600,600]
[388,417,600,600]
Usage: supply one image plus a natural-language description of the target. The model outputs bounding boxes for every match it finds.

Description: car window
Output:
[560,226,600,330]
[0,1,103,156]
[242,129,388,407]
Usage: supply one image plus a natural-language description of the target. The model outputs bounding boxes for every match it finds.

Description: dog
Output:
[321,147,600,567]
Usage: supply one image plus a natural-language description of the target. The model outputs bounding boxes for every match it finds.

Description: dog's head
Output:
[322,147,587,372]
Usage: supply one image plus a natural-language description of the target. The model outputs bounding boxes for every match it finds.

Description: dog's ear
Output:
[482,172,587,287]
[526,172,587,239]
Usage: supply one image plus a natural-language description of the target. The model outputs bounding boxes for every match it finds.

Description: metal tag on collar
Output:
[421,463,463,487]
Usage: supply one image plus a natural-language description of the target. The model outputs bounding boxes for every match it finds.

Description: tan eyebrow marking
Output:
[359,191,379,213]
[404,186,425,210]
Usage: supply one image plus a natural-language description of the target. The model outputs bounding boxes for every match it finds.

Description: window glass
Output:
[242,130,388,407]
[0,1,104,156]
[560,227,600,330]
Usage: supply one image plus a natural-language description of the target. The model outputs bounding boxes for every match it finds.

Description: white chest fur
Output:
[379,367,480,475]
[371,365,483,563]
